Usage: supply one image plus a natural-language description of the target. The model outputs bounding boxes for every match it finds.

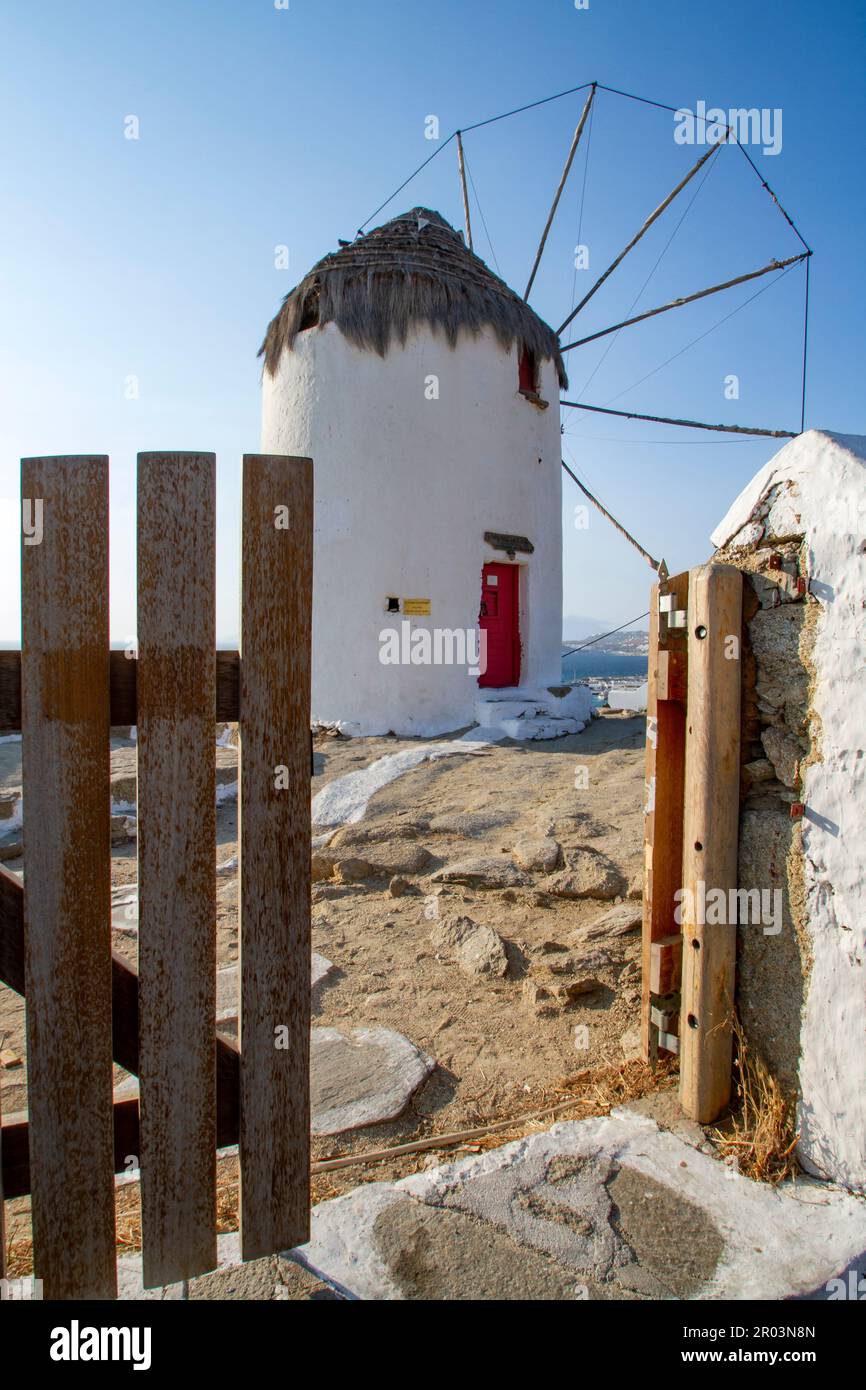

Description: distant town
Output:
[562,628,649,657]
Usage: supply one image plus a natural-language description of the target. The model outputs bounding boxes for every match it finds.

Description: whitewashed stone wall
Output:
[712,431,866,1190]
[262,322,564,737]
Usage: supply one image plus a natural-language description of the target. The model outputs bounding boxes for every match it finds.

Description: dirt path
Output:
[1,712,647,1179]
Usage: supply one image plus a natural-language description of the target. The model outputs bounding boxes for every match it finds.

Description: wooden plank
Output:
[0,650,21,735]
[679,563,743,1123]
[1,647,244,731]
[137,452,217,1287]
[1,865,242,1201]
[21,455,116,1301]
[0,1011,4,1281]
[657,649,687,702]
[239,454,313,1259]
[641,570,689,1058]
[649,934,683,994]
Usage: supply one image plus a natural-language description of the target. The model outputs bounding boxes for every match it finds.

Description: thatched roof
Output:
[259,208,567,387]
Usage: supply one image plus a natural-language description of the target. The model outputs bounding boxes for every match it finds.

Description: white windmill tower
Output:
[260,206,583,738]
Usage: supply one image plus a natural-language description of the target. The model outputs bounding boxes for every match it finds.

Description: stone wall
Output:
[714,530,815,1093]
[711,432,866,1190]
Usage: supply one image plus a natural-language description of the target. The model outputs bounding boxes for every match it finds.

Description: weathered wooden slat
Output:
[0,1009,4,1281]
[0,648,241,732]
[21,455,116,1301]
[0,865,241,1201]
[239,454,313,1260]
[679,563,743,1123]
[137,452,217,1288]
[641,570,689,1059]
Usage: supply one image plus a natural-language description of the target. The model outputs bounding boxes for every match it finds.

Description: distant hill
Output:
[563,628,649,657]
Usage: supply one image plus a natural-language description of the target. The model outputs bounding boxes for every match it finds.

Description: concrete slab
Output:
[291,1112,866,1301]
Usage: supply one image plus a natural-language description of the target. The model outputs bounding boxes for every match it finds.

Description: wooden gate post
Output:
[239,454,313,1260]
[21,456,117,1300]
[641,570,688,1059]
[679,563,743,1123]
[137,452,217,1288]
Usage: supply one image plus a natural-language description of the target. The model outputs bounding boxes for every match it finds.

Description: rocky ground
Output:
[1,710,652,1280]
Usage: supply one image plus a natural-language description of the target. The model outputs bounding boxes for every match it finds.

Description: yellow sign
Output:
[403,598,431,616]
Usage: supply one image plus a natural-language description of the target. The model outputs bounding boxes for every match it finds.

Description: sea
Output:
[560,650,648,683]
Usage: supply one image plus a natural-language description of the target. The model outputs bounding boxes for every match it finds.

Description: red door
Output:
[478,562,520,687]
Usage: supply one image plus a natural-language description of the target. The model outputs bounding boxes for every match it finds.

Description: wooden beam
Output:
[561,456,662,572]
[557,143,720,336]
[137,453,217,1288]
[239,455,313,1260]
[0,648,241,733]
[524,84,596,300]
[560,401,797,440]
[641,570,689,1059]
[456,132,473,251]
[21,455,116,1301]
[559,252,809,351]
[0,863,241,1201]
[679,563,743,1123]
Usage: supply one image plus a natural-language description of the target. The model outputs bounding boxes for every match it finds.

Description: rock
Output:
[313,852,371,883]
[430,914,508,978]
[428,810,516,836]
[760,727,801,789]
[545,850,625,900]
[522,984,556,1017]
[330,822,436,876]
[580,902,642,940]
[432,856,528,890]
[110,814,130,845]
[311,851,337,883]
[513,836,562,872]
[742,757,775,790]
[389,875,410,897]
[333,856,375,884]
[557,976,605,1002]
[364,842,433,876]
[554,946,613,975]
[314,841,431,880]
[311,1026,435,1135]
[620,1025,643,1061]
[332,820,424,847]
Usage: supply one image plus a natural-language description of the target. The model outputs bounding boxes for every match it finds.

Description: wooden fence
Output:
[0,452,313,1299]
[641,561,743,1124]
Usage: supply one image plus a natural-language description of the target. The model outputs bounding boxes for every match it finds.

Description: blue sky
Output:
[0,0,863,641]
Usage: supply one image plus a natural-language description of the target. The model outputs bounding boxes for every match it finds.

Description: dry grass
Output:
[711,1017,800,1184]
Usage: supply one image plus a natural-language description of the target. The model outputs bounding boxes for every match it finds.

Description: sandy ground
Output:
[1,711,650,1266]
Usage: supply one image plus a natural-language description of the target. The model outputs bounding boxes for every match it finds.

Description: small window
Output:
[298,287,320,333]
[518,347,537,393]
